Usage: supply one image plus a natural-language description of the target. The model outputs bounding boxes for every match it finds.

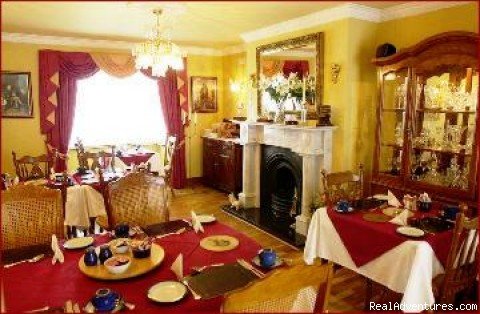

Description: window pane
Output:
[70,71,166,147]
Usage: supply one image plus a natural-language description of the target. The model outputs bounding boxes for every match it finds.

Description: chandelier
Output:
[132,9,184,77]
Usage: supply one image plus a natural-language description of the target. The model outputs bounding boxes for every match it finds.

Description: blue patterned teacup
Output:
[336,200,351,212]
[258,248,277,268]
[91,288,119,312]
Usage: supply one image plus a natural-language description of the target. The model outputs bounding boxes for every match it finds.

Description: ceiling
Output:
[1,1,406,48]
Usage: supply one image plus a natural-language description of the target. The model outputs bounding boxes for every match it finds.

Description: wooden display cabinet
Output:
[371,32,479,208]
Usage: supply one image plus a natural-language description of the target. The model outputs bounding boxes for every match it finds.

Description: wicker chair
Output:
[107,172,169,228]
[1,185,64,251]
[222,261,334,313]
[12,151,53,182]
[321,164,364,206]
[433,204,478,304]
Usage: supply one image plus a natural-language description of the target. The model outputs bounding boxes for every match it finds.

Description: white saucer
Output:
[396,226,425,238]
[147,281,187,303]
[334,206,354,213]
[64,236,94,249]
[252,255,284,269]
[196,214,216,224]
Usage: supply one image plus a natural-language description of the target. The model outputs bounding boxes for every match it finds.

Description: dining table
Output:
[3,221,263,313]
[114,150,162,173]
[303,205,456,313]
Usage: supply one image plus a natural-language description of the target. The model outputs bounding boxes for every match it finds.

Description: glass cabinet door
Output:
[378,68,409,176]
[409,67,478,190]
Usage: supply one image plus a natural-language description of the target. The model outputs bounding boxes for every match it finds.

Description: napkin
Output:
[191,211,204,233]
[13,176,19,186]
[170,253,184,280]
[387,190,402,208]
[49,168,55,181]
[389,209,410,226]
[51,234,64,264]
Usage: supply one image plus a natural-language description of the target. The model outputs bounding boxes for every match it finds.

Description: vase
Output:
[274,107,285,124]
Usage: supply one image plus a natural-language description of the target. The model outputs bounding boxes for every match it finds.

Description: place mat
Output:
[200,235,239,252]
[143,220,192,237]
[362,213,391,223]
[2,244,51,264]
[183,263,258,299]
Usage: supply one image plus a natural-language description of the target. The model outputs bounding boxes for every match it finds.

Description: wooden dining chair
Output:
[107,172,169,228]
[222,261,334,313]
[433,203,478,304]
[1,185,64,252]
[12,151,53,182]
[321,164,364,206]
[161,135,177,196]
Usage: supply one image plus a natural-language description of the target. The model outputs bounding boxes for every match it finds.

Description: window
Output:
[69,71,166,147]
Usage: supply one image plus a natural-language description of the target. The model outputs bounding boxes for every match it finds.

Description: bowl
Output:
[130,240,151,259]
[104,256,131,275]
[110,238,129,254]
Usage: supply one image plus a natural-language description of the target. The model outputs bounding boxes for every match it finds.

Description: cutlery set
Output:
[237,258,265,278]
[4,254,45,268]
[25,300,81,313]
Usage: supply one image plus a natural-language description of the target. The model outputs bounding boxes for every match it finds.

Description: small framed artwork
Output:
[1,71,33,118]
[191,76,217,113]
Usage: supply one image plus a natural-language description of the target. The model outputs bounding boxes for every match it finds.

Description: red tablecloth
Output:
[118,153,154,166]
[3,222,262,313]
[327,207,453,267]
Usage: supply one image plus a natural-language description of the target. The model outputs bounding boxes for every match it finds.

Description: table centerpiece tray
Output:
[78,243,165,280]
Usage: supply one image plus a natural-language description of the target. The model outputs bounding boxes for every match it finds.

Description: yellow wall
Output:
[222,52,247,119]
[0,41,225,178]
[376,3,478,48]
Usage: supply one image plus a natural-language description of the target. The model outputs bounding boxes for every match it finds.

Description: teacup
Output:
[442,205,459,221]
[91,288,119,312]
[418,201,432,212]
[336,200,351,212]
[258,248,277,268]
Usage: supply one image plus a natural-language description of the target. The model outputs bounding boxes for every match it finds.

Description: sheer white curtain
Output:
[70,71,166,147]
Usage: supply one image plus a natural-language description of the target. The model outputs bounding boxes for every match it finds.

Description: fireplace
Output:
[261,145,302,236]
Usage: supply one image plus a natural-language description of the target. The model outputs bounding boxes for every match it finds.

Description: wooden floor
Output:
[170,183,367,312]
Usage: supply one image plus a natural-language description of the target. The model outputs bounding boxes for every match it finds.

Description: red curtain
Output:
[39,50,99,171]
[283,60,310,78]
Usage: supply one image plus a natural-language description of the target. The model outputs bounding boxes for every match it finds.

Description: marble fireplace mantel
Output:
[238,122,336,236]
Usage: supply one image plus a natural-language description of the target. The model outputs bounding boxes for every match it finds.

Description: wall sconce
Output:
[229,79,241,93]
[331,63,341,84]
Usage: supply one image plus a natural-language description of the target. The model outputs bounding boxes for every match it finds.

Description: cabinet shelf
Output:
[412,146,472,156]
[416,108,476,114]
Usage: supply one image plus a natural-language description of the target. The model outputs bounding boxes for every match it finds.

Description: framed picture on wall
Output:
[191,76,217,113]
[1,71,33,118]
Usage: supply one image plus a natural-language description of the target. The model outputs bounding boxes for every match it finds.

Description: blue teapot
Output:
[258,248,277,268]
[91,288,119,312]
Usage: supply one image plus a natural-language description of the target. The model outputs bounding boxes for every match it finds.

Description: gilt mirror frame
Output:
[256,32,324,118]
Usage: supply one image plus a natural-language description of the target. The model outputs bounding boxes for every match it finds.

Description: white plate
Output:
[64,236,94,249]
[196,214,216,224]
[147,281,187,303]
[373,194,389,201]
[334,206,354,213]
[396,226,425,238]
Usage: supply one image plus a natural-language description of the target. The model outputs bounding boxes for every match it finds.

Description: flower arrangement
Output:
[259,73,316,106]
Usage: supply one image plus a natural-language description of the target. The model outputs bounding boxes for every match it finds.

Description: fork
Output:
[4,254,45,268]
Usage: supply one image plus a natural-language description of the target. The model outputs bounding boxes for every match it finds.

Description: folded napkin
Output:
[13,176,19,186]
[389,209,410,226]
[170,253,184,280]
[191,211,204,233]
[51,235,64,264]
[49,168,55,181]
[387,190,402,208]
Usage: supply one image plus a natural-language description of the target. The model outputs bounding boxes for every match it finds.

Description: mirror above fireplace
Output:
[256,32,324,119]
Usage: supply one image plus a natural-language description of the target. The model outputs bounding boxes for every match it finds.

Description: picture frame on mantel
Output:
[1,71,33,118]
[191,76,218,113]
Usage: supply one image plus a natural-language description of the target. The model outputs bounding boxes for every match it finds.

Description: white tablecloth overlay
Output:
[114,153,163,173]
[65,185,107,228]
[303,207,445,312]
